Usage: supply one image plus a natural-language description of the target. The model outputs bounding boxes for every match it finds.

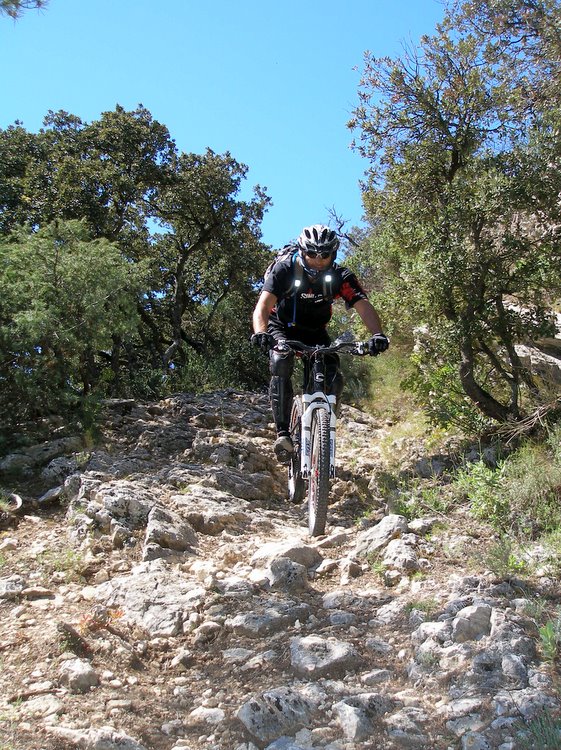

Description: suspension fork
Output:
[300,394,337,478]
[300,351,338,479]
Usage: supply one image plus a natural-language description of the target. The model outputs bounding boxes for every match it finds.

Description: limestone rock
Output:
[236,686,317,744]
[59,657,99,693]
[355,514,409,557]
[290,635,362,677]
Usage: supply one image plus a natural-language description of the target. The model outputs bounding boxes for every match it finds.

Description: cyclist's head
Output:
[297,224,339,276]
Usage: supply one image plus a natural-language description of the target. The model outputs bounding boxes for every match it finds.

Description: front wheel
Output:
[288,397,306,504]
[308,408,331,536]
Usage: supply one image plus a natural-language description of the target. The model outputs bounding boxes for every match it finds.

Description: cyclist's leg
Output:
[269,348,294,434]
[269,347,295,461]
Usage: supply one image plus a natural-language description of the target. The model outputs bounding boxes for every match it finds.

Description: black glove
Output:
[368,333,390,356]
[251,332,275,353]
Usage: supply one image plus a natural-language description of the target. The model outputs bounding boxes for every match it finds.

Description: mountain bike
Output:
[275,333,370,536]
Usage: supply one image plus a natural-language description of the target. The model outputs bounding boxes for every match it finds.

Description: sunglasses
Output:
[304,249,334,259]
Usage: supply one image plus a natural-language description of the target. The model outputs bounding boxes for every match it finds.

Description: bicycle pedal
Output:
[274,435,294,464]
[276,450,292,465]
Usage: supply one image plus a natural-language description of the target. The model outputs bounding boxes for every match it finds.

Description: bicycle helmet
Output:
[297,224,340,277]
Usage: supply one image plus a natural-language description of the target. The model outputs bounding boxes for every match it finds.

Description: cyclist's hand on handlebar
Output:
[368,333,390,356]
[251,332,275,353]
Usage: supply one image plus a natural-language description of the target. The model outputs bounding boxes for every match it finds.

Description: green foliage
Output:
[500,440,561,537]
[538,528,561,577]
[350,0,561,426]
[0,106,272,449]
[377,471,456,521]
[455,461,507,528]
[403,349,493,434]
[364,337,419,423]
[366,554,386,578]
[481,537,528,580]
[514,590,561,679]
[404,598,439,618]
[518,712,561,750]
[454,423,561,536]
[402,483,455,520]
[0,220,141,434]
[538,618,561,664]
[416,650,440,669]
[37,547,86,582]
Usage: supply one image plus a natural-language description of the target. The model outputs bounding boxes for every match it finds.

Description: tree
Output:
[148,148,270,370]
[448,0,561,102]
[350,0,561,428]
[0,123,38,234]
[0,106,272,420]
[0,1,47,18]
[1,106,176,244]
[0,221,141,433]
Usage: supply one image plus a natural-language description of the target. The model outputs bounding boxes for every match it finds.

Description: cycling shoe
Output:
[274,434,294,465]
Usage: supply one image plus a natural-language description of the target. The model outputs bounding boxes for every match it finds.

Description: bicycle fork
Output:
[300,393,337,479]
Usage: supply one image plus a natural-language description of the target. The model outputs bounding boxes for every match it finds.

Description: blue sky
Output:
[1,0,445,249]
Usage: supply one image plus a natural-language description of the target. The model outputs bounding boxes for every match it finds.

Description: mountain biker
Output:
[251,224,389,463]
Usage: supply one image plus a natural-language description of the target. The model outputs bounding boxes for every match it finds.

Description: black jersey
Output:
[262,255,368,333]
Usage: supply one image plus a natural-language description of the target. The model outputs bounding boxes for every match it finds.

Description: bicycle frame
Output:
[278,335,368,480]
[274,334,371,536]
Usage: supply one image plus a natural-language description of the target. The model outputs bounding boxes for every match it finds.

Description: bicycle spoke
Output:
[288,397,306,504]
[308,409,330,536]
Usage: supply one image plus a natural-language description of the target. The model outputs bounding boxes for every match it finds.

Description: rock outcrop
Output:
[0,390,559,750]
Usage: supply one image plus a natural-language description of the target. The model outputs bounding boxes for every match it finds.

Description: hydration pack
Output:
[263,244,304,292]
[263,244,335,327]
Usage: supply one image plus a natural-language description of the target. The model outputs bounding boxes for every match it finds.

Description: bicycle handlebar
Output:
[275,338,370,356]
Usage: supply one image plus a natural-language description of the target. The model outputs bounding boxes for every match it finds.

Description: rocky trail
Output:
[0,391,560,750]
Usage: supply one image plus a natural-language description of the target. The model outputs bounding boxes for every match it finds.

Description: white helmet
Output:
[297,225,339,276]
[298,224,340,256]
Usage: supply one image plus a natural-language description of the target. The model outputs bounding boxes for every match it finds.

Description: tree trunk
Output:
[80,345,97,396]
[110,334,122,395]
[458,341,513,422]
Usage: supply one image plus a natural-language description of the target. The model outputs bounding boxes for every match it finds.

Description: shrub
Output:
[538,619,561,664]
[519,712,561,749]
[454,424,561,536]
[482,537,528,580]
[455,460,507,529]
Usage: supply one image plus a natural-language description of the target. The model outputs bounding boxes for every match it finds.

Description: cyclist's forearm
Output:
[354,299,384,334]
[253,308,269,333]
[253,291,277,333]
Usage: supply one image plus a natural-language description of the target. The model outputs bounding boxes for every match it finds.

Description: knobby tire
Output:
[308,408,330,536]
[288,397,306,504]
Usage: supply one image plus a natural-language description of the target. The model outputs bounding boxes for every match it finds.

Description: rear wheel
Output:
[308,408,330,536]
[288,397,306,504]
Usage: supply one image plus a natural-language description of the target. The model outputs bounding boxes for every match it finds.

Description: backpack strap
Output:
[322,273,333,301]
[292,251,304,289]
[288,251,304,327]
[287,254,336,327]
[287,250,304,328]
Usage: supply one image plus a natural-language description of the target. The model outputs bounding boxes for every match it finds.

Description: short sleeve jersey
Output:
[262,254,368,331]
